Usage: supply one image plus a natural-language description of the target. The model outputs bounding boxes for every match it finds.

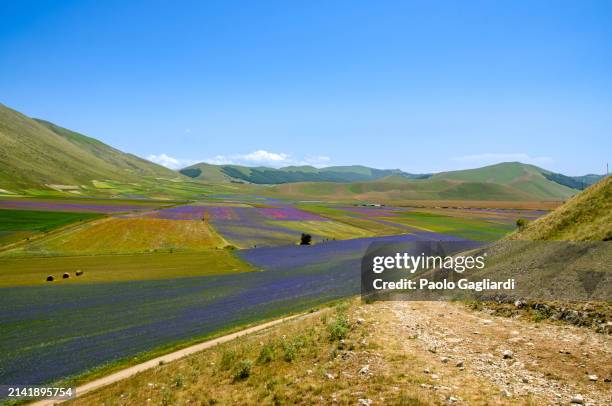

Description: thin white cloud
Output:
[452,153,553,166]
[148,150,333,169]
[203,150,330,168]
[147,153,196,169]
[241,150,289,163]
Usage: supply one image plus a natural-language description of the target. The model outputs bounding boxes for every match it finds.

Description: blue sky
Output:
[1,0,610,175]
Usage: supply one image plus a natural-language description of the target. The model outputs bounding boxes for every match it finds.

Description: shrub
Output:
[282,342,296,362]
[220,349,236,370]
[257,344,274,364]
[75,270,84,276]
[300,233,312,245]
[62,273,70,279]
[516,218,529,231]
[233,360,252,380]
[328,314,349,341]
[174,373,185,388]
[46,275,54,282]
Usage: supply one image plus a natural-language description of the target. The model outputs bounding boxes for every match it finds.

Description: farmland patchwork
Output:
[0,196,548,388]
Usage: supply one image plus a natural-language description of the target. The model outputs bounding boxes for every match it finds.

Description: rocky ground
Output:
[379,301,611,405]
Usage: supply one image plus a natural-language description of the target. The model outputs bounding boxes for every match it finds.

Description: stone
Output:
[587,374,598,382]
[570,394,584,404]
[455,360,464,368]
[358,399,372,406]
[502,350,514,359]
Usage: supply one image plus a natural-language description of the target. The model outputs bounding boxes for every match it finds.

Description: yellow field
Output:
[273,220,375,240]
[11,217,226,255]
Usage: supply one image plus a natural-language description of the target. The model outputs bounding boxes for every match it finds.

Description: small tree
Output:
[516,218,529,231]
[300,233,312,245]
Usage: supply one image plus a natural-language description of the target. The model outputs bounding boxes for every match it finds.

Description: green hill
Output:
[432,162,578,200]
[510,175,611,241]
[457,176,612,304]
[0,103,180,193]
[180,162,430,184]
[268,163,584,202]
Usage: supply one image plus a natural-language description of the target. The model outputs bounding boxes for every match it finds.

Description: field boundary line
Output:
[0,215,106,254]
[28,312,314,406]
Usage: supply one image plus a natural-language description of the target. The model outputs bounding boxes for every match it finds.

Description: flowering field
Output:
[135,204,370,248]
[0,195,541,388]
[0,197,172,213]
[296,204,546,242]
[0,232,470,386]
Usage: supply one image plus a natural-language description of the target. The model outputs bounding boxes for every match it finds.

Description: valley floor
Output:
[61,300,610,406]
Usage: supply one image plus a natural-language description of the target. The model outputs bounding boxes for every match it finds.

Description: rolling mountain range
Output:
[0,102,604,201]
[180,163,430,184]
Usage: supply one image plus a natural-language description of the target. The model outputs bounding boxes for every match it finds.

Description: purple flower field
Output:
[0,200,157,213]
[144,205,210,220]
[257,207,328,221]
[139,204,331,247]
[0,232,478,386]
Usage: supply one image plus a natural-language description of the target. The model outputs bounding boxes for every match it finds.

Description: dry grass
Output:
[510,176,611,241]
[69,300,534,406]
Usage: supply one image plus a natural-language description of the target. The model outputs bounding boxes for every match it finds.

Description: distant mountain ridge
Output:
[0,102,604,202]
[267,162,599,201]
[182,161,603,196]
[180,163,431,184]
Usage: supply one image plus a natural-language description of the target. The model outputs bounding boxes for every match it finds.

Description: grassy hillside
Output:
[180,162,430,184]
[451,176,612,304]
[432,162,578,200]
[269,174,562,202]
[264,163,586,202]
[35,119,176,179]
[510,175,611,241]
[0,103,180,193]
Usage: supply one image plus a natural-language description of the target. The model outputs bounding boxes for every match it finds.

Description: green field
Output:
[392,211,514,241]
[0,209,101,246]
[296,204,409,235]
[0,249,254,287]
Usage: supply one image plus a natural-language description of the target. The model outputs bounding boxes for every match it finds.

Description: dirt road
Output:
[381,301,611,405]
[29,314,304,406]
